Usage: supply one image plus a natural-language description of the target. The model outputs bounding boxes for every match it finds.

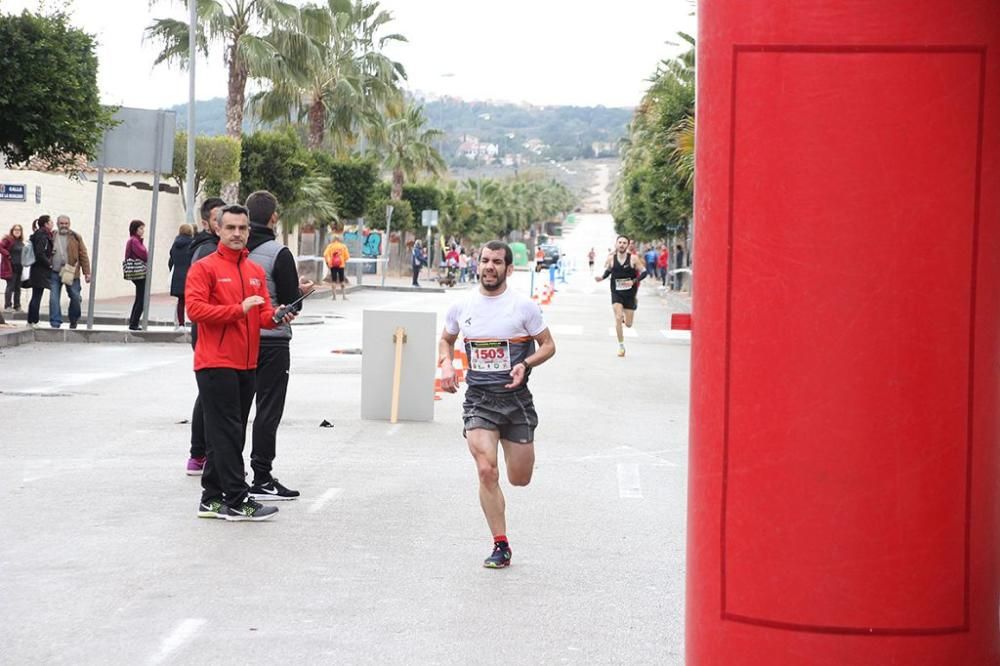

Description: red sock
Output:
[494,534,508,545]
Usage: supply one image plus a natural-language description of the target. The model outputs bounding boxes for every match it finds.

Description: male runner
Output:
[439,240,556,568]
[595,235,647,357]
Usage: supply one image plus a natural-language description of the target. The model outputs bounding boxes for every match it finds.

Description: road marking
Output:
[148,618,205,665]
[577,447,680,467]
[308,488,344,514]
[548,324,583,336]
[617,463,643,498]
[608,327,638,338]
[661,329,691,341]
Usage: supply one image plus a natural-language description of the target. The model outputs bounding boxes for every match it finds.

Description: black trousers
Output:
[190,393,206,459]
[27,287,45,324]
[251,343,290,484]
[4,273,21,309]
[196,368,255,508]
[129,278,145,328]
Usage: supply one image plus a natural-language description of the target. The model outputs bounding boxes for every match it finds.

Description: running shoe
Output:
[197,499,226,519]
[186,456,206,476]
[249,477,300,501]
[223,498,278,522]
[617,346,626,357]
[483,541,512,569]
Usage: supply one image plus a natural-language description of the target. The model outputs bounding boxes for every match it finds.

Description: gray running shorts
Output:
[462,385,538,444]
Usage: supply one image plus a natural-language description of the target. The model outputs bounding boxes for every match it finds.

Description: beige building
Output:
[0,164,301,301]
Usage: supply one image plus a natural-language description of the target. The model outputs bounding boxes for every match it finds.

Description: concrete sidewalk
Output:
[2,270,455,329]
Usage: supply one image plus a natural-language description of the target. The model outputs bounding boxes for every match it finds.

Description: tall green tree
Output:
[252,0,406,153]
[0,10,115,170]
[368,102,445,200]
[239,127,311,203]
[311,152,378,220]
[170,132,242,203]
[613,33,695,241]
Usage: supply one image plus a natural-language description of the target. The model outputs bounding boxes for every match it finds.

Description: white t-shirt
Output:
[445,287,547,390]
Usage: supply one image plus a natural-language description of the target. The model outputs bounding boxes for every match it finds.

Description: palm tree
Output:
[252,0,406,153]
[368,102,446,200]
[279,174,339,242]
[146,1,308,137]
[670,115,695,185]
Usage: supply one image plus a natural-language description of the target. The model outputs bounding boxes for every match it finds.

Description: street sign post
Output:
[422,210,438,267]
[0,184,27,201]
[85,107,176,330]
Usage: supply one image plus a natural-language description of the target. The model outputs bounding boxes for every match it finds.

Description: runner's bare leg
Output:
[468,428,506,535]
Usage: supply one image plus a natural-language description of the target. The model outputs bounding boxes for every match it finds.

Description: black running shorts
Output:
[330,267,346,283]
[611,290,637,310]
[462,385,538,444]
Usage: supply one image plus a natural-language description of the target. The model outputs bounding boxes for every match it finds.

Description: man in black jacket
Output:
[185,197,226,476]
[245,190,313,499]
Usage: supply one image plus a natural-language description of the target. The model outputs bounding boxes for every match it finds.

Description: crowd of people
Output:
[1,215,93,329]
[407,240,479,288]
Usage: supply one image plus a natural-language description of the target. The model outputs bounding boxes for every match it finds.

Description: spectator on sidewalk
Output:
[124,220,149,331]
[49,215,91,329]
[644,244,658,282]
[673,244,686,292]
[458,249,469,283]
[411,240,426,287]
[468,249,478,283]
[185,197,227,476]
[323,235,350,300]
[657,244,670,287]
[1,224,25,312]
[246,190,313,500]
[26,216,54,329]
[186,203,295,521]
[168,223,195,329]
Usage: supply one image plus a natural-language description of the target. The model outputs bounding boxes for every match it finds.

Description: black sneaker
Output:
[249,477,300,501]
[483,541,512,569]
[197,498,227,519]
[223,498,278,522]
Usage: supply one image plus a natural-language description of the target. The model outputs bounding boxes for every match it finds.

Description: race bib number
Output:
[615,278,634,291]
[469,340,512,372]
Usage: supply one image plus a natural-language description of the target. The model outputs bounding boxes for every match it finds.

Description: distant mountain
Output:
[171,96,633,164]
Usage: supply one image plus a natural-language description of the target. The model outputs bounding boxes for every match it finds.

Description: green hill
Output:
[171,96,632,165]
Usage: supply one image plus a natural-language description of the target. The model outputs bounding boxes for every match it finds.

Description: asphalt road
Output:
[0,214,691,665]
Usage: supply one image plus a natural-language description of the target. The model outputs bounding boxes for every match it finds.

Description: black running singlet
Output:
[610,253,638,293]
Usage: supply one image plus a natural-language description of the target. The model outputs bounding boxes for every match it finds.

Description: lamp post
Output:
[185,0,196,224]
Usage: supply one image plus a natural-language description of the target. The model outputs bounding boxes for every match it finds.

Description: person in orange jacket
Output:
[185,204,297,522]
[322,235,350,300]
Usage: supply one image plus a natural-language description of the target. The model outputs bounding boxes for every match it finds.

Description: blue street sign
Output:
[0,184,27,201]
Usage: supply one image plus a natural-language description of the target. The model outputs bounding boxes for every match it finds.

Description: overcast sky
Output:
[0,0,695,109]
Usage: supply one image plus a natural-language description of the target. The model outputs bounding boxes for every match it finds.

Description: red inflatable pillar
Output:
[687,2,1000,663]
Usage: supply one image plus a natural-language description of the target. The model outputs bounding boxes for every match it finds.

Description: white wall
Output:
[0,168,187,300]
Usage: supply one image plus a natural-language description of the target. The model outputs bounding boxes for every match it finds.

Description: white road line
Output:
[308,488,344,514]
[549,324,583,336]
[617,463,643,499]
[608,327,638,338]
[661,329,691,341]
[147,618,205,665]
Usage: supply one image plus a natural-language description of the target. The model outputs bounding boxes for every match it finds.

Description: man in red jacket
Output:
[185,204,297,521]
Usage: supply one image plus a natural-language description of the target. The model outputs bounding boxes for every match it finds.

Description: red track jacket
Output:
[185,243,277,371]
